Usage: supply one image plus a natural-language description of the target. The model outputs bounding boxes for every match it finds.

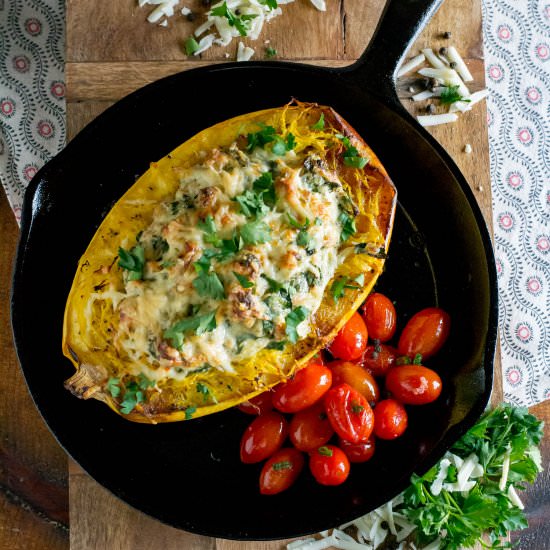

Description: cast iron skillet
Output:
[12,0,497,540]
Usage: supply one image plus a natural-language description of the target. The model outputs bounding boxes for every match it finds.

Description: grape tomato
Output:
[329,361,379,405]
[328,312,368,361]
[309,445,350,486]
[240,411,288,464]
[398,307,450,360]
[362,293,396,342]
[373,399,408,440]
[386,364,442,405]
[259,448,305,495]
[289,402,334,452]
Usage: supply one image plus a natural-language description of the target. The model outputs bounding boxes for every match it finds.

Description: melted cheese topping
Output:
[114,142,356,381]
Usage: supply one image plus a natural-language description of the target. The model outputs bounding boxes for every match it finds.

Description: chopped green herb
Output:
[262,274,283,292]
[266,340,286,350]
[163,310,218,349]
[440,84,471,105]
[287,213,310,230]
[338,211,357,242]
[233,271,254,288]
[265,46,277,58]
[337,133,369,169]
[285,306,309,344]
[296,229,313,249]
[193,271,225,300]
[118,245,145,281]
[241,220,271,245]
[331,274,365,303]
[311,113,325,130]
[185,406,197,420]
[247,124,277,151]
[318,446,333,457]
[198,215,221,245]
[354,242,387,259]
[351,403,365,413]
[152,236,169,260]
[107,377,120,398]
[193,255,212,275]
[137,373,155,390]
[119,380,146,415]
[272,461,292,471]
[210,1,256,36]
[234,189,269,218]
[253,171,276,207]
[413,353,423,365]
[286,133,296,150]
[185,37,199,56]
[259,0,278,9]
[196,382,211,402]
[271,133,296,155]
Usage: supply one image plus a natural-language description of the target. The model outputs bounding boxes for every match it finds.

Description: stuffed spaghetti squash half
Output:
[62,102,396,423]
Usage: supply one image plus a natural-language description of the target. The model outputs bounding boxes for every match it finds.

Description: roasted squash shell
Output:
[62,102,396,423]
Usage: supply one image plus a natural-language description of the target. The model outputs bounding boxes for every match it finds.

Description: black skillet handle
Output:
[339,0,444,106]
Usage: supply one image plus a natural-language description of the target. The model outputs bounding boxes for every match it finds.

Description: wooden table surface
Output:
[1,0,548,548]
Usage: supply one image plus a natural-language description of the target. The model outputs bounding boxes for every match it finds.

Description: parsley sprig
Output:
[163,310,218,349]
[401,404,544,549]
[336,133,369,169]
[440,84,472,105]
[285,306,309,343]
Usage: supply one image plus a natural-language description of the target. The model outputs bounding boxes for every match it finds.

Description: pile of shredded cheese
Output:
[398,45,489,128]
[137,0,327,60]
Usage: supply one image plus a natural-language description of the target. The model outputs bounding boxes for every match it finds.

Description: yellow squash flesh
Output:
[62,102,396,423]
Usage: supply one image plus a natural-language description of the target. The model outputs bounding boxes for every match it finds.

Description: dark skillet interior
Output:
[12,62,497,539]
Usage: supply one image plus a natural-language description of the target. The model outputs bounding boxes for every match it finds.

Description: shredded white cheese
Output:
[417,113,459,126]
[422,48,446,69]
[446,45,474,82]
[412,90,435,102]
[397,53,426,77]
[236,41,255,61]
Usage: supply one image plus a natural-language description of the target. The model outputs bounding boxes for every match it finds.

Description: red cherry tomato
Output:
[272,363,332,414]
[329,361,379,405]
[324,383,374,443]
[309,445,350,486]
[339,436,376,463]
[373,399,408,440]
[328,312,368,361]
[240,411,288,464]
[237,391,273,415]
[362,293,396,342]
[259,448,305,495]
[398,307,451,360]
[361,344,398,377]
[289,402,334,452]
[385,365,442,405]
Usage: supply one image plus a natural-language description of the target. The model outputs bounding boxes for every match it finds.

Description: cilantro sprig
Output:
[107,374,155,414]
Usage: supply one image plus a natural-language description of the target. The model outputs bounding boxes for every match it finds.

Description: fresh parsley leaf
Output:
[440,84,471,105]
[163,310,218,348]
[198,215,222,245]
[241,220,271,245]
[285,306,309,344]
[247,125,277,151]
[262,274,283,292]
[107,377,120,398]
[311,113,325,130]
[337,133,369,169]
[234,189,269,218]
[196,382,211,402]
[344,156,368,169]
[137,373,155,390]
[119,380,146,415]
[287,213,310,229]
[193,271,225,300]
[338,212,357,242]
[118,246,145,281]
[266,340,286,350]
[330,274,364,303]
[265,46,277,58]
[318,446,333,457]
[185,406,197,420]
[271,133,296,155]
[259,0,278,9]
[210,1,255,36]
[286,133,296,150]
[296,229,313,248]
[253,171,276,206]
[233,271,254,288]
[185,37,199,56]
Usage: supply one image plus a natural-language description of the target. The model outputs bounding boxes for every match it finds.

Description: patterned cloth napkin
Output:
[0,0,548,406]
